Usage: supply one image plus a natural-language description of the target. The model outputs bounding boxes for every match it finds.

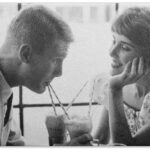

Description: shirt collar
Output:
[0,71,12,105]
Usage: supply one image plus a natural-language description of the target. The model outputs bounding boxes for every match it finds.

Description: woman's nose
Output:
[109,44,119,57]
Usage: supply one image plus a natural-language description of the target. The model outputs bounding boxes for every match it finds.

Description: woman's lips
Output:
[111,61,122,68]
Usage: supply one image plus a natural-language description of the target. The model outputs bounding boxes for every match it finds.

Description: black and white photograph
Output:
[0,1,150,146]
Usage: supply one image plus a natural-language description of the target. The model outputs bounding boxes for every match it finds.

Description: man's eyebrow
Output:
[55,54,67,59]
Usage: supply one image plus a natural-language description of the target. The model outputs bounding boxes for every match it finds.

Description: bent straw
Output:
[49,84,70,119]
[88,79,96,117]
[66,81,88,111]
[47,86,57,116]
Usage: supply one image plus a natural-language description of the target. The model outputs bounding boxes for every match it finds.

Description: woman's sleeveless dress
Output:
[89,74,150,136]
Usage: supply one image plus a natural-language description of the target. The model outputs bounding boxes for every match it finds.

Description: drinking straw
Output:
[66,81,88,111]
[47,86,57,116]
[88,79,96,117]
[49,84,70,119]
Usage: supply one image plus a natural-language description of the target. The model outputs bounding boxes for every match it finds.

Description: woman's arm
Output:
[108,87,134,145]
[133,123,150,145]
[92,105,110,144]
[109,87,150,145]
[108,57,150,145]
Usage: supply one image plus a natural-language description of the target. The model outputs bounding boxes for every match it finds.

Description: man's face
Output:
[25,40,68,93]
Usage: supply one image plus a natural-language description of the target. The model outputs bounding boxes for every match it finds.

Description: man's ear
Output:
[18,44,32,63]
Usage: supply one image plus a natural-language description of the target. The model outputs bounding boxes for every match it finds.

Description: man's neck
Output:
[0,58,19,88]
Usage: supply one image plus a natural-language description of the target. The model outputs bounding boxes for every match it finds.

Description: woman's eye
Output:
[120,44,131,51]
[112,39,116,45]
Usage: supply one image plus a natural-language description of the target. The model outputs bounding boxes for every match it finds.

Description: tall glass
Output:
[45,115,66,146]
[64,115,92,139]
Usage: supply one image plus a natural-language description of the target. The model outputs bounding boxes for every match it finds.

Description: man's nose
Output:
[54,65,62,77]
[109,44,120,57]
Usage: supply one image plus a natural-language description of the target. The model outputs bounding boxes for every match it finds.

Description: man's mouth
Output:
[45,82,50,86]
[45,79,53,86]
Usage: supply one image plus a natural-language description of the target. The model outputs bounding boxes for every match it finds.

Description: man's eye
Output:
[52,59,58,64]
[53,59,62,64]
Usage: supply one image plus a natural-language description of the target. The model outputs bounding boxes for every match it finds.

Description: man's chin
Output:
[38,85,47,93]
[31,85,46,94]
[36,89,45,94]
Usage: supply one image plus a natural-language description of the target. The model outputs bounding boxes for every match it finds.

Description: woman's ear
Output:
[18,44,32,63]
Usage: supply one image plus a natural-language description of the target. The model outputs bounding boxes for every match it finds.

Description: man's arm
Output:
[6,119,25,146]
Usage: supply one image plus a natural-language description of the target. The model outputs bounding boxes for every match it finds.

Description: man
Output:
[0,5,92,146]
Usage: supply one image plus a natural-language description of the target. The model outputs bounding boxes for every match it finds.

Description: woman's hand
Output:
[62,133,93,146]
[109,57,147,90]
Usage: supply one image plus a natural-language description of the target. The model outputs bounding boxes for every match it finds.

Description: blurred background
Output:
[0,2,150,146]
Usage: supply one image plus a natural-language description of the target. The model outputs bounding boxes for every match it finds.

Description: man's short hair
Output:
[7,5,73,54]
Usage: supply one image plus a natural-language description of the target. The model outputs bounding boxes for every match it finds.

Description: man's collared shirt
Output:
[0,71,25,146]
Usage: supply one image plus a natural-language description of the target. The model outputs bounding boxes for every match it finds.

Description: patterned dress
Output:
[90,74,150,136]
[124,104,141,136]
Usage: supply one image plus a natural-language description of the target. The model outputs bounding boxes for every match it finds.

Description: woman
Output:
[91,7,150,145]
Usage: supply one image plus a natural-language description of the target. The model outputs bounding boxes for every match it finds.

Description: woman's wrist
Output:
[108,82,123,91]
[108,84,124,104]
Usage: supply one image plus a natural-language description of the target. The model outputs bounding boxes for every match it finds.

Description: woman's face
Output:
[109,32,149,76]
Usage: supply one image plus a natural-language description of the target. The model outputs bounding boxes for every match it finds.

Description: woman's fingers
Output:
[121,60,132,80]
[110,56,148,89]
[130,57,138,79]
[138,57,144,75]
[123,57,145,84]
[144,60,150,76]
[129,57,148,82]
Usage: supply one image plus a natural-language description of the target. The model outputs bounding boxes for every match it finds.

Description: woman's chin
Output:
[110,68,122,76]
